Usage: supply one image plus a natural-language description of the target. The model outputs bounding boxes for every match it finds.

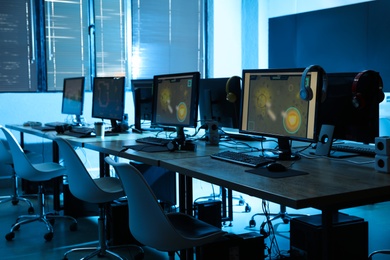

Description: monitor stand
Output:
[270,137,300,161]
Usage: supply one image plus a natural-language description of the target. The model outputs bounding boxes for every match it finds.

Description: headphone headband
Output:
[300,65,328,102]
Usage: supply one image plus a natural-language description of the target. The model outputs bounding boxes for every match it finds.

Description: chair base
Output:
[62,244,144,260]
[0,195,34,214]
[6,212,78,241]
[5,184,78,241]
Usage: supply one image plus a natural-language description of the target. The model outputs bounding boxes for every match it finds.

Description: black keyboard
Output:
[136,137,171,146]
[331,143,375,157]
[210,151,274,167]
[70,127,94,134]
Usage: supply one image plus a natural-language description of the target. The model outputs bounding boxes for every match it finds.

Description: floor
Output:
[1,178,390,260]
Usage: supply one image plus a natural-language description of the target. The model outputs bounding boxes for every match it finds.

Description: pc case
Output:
[290,213,368,260]
[196,232,264,260]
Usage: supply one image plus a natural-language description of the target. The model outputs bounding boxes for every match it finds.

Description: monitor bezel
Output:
[91,77,126,122]
[131,79,154,131]
[239,68,321,145]
[151,71,200,129]
[61,77,85,117]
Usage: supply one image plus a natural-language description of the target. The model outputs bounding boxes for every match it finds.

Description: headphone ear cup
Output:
[226,76,241,103]
[299,87,313,101]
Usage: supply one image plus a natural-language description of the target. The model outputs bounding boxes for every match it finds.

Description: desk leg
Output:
[178,174,194,260]
[321,209,338,260]
[52,141,62,211]
[99,152,110,177]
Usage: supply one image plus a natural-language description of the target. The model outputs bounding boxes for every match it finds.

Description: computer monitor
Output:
[61,77,85,125]
[92,77,126,132]
[198,77,240,129]
[240,68,321,160]
[131,79,154,132]
[152,71,200,144]
[319,72,381,144]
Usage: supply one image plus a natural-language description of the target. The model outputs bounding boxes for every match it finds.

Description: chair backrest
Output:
[0,126,41,181]
[105,157,193,252]
[54,137,121,204]
[0,138,12,165]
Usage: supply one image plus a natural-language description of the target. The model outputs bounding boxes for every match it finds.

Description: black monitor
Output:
[198,77,240,128]
[240,68,322,160]
[92,77,126,132]
[61,77,85,125]
[131,79,154,132]
[319,72,381,144]
[152,72,200,144]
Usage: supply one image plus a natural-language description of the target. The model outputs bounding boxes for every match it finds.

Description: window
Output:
[0,0,37,92]
[131,0,204,79]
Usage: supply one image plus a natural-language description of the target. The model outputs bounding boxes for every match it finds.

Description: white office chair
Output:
[54,137,143,260]
[0,138,34,213]
[105,157,227,260]
[0,126,77,241]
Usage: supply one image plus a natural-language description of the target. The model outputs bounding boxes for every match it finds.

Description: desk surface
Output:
[6,124,389,212]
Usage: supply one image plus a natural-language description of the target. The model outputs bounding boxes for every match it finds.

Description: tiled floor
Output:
[1,178,390,259]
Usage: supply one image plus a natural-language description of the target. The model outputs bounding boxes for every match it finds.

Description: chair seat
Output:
[167,212,225,239]
[94,177,124,194]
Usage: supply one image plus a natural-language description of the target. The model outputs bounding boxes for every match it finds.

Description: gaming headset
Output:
[351,70,385,109]
[300,65,328,102]
[225,76,241,103]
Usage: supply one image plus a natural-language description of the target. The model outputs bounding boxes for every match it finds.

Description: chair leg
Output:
[5,184,77,242]
[0,173,34,214]
[62,204,144,260]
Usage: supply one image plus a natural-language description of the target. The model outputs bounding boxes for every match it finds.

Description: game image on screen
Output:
[240,69,320,160]
[153,72,199,128]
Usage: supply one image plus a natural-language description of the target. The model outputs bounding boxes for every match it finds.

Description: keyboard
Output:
[136,136,171,146]
[70,127,94,134]
[210,151,274,168]
[331,143,375,157]
[45,122,68,127]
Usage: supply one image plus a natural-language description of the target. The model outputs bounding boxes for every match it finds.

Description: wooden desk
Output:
[159,154,387,259]
[6,124,389,259]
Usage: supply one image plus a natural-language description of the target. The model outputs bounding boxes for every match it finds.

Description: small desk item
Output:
[210,151,274,168]
[136,136,171,146]
[124,144,169,153]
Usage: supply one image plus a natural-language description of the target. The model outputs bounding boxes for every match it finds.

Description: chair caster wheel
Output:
[282,218,289,224]
[249,219,256,228]
[245,203,251,212]
[44,232,53,241]
[11,199,19,205]
[69,222,77,231]
[28,206,34,214]
[5,232,15,241]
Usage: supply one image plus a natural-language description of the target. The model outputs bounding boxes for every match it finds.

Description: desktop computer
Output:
[290,213,368,260]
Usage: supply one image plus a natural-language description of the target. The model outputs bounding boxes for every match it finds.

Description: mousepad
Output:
[125,144,169,153]
[245,168,309,178]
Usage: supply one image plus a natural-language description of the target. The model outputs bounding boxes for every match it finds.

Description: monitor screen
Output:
[152,72,200,142]
[131,79,154,131]
[61,77,85,125]
[198,77,240,129]
[92,77,126,130]
[240,68,321,160]
[319,72,381,144]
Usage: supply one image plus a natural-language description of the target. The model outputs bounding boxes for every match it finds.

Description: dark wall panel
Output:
[269,0,390,91]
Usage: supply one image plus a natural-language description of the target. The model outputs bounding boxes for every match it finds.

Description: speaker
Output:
[300,65,328,102]
[375,155,390,173]
[375,137,390,155]
[352,70,385,109]
[206,121,219,145]
[225,76,241,103]
[315,124,334,156]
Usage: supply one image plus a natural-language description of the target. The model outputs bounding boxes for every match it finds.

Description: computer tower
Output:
[196,232,264,260]
[290,213,368,260]
[194,200,222,228]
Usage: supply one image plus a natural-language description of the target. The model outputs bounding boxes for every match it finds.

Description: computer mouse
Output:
[266,162,287,172]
